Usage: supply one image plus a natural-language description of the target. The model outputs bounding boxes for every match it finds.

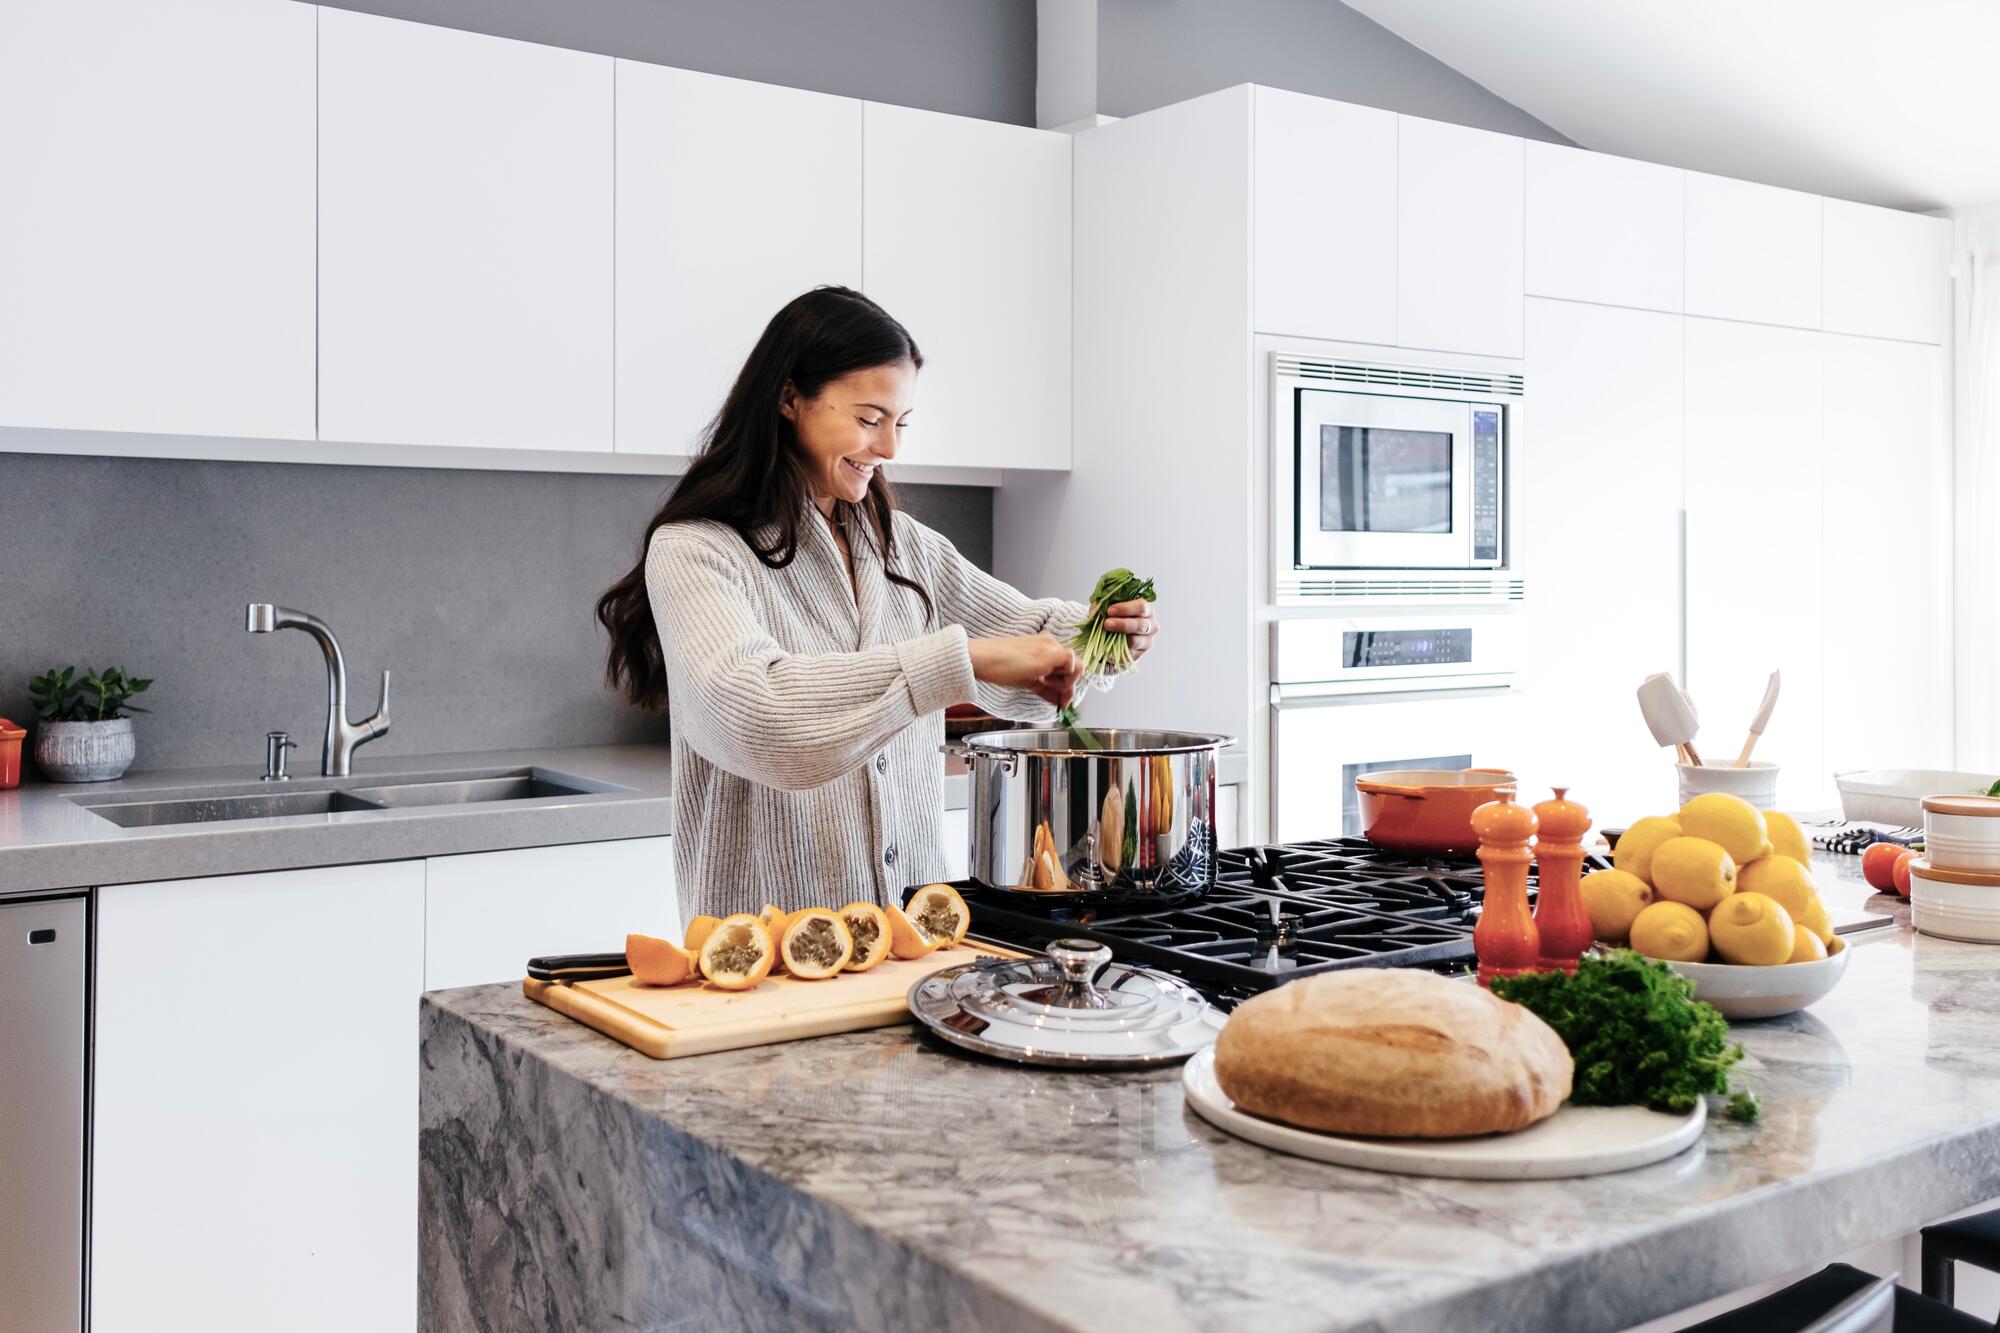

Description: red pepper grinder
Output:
[1532,787,1594,973]
[1472,792,1540,986]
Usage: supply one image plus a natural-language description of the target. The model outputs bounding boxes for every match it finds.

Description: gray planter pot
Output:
[35,717,136,782]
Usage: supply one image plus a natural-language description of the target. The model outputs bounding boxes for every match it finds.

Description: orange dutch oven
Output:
[1354,768,1518,856]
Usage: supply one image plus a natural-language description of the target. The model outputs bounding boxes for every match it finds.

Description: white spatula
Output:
[1637,672,1703,767]
[1734,671,1781,768]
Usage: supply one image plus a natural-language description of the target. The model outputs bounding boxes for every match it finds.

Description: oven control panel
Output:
[1273,614,1520,697]
[1342,627,1473,669]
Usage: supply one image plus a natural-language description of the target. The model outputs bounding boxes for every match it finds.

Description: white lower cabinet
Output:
[424,837,678,990]
[941,806,970,882]
[92,861,426,1333]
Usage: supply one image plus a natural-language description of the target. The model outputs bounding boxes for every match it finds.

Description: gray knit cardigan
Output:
[645,505,1083,922]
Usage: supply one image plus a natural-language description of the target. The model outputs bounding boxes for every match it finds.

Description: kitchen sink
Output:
[69,766,627,828]
[344,773,604,807]
[83,789,389,828]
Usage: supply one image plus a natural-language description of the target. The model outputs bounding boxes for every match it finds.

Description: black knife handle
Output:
[526,951,630,982]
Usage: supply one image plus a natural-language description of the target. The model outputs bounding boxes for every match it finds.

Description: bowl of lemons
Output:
[1584,797,1849,1020]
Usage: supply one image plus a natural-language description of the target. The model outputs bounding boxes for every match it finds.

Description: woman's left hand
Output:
[1101,599,1159,662]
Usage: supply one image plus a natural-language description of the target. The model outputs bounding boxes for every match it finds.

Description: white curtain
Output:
[1959,235,2000,770]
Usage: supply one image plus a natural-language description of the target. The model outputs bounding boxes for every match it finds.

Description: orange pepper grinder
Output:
[1532,787,1594,973]
[1472,792,1540,986]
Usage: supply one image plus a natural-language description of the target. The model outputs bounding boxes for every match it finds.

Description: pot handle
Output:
[940,741,1018,775]
[1355,778,1429,798]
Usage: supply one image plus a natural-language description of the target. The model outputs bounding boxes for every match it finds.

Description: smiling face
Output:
[781,360,916,513]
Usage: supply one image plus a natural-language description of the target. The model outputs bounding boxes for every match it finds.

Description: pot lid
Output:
[908,939,1222,1068]
[1911,858,2000,887]
[1922,795,2000,818]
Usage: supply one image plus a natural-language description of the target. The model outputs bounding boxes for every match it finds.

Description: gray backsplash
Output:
[0,453,991,775]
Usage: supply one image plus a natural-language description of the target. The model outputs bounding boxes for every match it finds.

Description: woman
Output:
[598,287,1159,921]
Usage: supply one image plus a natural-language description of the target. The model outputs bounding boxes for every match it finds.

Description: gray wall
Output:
[318,0,1038,126]
[0,454,990,774]
[1095,0,1569,141]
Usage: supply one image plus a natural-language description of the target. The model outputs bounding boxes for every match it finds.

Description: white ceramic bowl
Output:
[1663,936,1849,1019]
[1911,861,2000,944]
[1922,796,2000,872]
[1677,761,1779,811]
[1836,770,1998,828]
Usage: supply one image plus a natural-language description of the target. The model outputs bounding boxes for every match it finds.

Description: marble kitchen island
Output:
[419,871,2000,1332]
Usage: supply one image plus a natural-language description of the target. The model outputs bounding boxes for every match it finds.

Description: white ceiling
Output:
[1342,0,1999,213]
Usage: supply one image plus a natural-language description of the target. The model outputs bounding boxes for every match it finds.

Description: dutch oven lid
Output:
[908,939,1222,1067]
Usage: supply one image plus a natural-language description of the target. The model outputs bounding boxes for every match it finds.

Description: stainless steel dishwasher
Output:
[1,894,87,1332]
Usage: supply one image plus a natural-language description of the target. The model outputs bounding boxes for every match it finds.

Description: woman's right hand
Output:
[968,633,1081,709]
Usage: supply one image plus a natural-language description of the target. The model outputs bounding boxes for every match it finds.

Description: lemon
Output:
[1580,869,1654,944]
[1709,892,1796,966]
[1678,793,1769,865]
[1651,836,1738,911]
[1629,901,1710,962]
[1788,923,1828,964]
[1737,854,1817,921]
[1764,811,1811,864]
[1612,815,1683,886]
[1799,894,1834,945]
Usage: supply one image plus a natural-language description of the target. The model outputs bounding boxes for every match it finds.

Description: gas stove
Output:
[931,836,1605,1009]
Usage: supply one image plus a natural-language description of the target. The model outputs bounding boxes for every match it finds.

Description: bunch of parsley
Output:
[1491,950,1760,1122]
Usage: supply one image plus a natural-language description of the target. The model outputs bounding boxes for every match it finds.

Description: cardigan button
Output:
[875,752,889,774]
[883,844,898,867]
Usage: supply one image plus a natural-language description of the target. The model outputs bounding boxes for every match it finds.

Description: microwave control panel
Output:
[1471,408,1502,563]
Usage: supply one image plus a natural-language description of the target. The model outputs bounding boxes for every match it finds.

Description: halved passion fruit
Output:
[626,932,696,986]
[907,883,971,947]
[683,914,722,955]
[885,902,944,960]
[779,907,854,979]
[758,903,792,972]
[838,902,892,972]
[697,914,776,990]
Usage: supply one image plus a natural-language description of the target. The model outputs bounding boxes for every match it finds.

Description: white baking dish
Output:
[1834,770,1998,827]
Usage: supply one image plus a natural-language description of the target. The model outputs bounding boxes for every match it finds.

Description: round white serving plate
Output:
[1182,1048,1704,1180]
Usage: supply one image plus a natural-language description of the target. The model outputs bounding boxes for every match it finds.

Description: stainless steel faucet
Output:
[244,604,391,776]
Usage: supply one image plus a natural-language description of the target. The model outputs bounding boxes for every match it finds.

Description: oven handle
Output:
[1269,682,1518,708]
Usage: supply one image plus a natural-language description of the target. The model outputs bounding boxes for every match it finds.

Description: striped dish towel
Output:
[1802,819,1922,856]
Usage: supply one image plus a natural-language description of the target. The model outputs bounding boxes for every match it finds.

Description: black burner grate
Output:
[922,836,1605,1009]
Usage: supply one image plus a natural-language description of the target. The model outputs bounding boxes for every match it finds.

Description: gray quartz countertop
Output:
[418,853,2000,1333]
[0,743,678,896]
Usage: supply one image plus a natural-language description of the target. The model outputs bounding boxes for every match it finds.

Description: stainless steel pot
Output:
[948,728,1232,894]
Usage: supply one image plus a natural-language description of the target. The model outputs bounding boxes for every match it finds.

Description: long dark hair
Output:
[598,286,931,710]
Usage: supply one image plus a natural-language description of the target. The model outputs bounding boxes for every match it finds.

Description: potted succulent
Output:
[29,666,152,782]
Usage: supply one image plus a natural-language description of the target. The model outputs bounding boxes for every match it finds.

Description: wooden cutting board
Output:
[523,943,1016,1060]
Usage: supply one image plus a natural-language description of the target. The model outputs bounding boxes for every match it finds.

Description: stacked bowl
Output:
[1910,795,2000,943]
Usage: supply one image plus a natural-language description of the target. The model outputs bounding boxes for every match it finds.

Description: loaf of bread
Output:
[1212,969,1573,1138]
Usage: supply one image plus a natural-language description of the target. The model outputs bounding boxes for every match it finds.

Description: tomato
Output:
[1861,841,1907,891]
[1892,848,1919,898]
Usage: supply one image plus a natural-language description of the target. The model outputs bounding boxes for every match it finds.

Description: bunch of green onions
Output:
[1057,567,1156,743]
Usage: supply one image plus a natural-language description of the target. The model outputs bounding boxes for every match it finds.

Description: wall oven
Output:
[1272,353,1524,603]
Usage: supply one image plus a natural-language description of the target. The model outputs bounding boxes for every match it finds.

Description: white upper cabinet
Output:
[1823,200,1951,345]
[318,10,613,452]
[861,103,1071,471]
[1683,317,1828,810]
[1821,333,1953,772]
[1519,299,1685,823]
[0,0,315,440]
[1397,116,1526,358]
[1525,143,1684,313]
[1252,88,1397,345]
[615,64,862,458]
[1684,172,1822,329]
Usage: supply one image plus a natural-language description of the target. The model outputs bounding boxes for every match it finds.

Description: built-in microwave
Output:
[1274,355,1520,578]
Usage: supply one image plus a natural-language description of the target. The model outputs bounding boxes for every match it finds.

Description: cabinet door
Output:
[319,9,613,451]
[1684,318,1827,809]
[1252,88,1397,345]
[0,0,314,439]
[1525,143,1683,313]
[1822,334,1953,773]
[616,64,861,457]
[1685,173,1822,330]
[1519,299,1684,824]
[424,837,678,990]
[862,103,1070,471]
[93,862,425,1333]
[1397,116,1524,357]
[1823,200,1951,345]
[940,807,970,882]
